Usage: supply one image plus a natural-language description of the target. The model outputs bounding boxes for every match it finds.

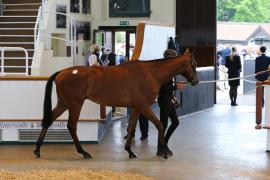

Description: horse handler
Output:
[157,49,186,156]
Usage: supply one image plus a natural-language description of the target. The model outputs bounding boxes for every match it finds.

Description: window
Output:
[109,0,150,17]
[255,38,263,45]
[71,0,80,13]
[82,0,91,14]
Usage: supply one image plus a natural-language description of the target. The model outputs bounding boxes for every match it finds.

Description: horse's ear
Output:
[184,48,190,55]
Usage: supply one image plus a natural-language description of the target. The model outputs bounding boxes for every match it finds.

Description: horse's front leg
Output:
[125,108,140,158]
[141,107,168,159]
[67,104,92,159]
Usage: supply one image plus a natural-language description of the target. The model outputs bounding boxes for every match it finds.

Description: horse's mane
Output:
[118,55,182,67]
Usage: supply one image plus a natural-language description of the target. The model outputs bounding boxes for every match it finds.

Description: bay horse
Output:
[33,49,199,159]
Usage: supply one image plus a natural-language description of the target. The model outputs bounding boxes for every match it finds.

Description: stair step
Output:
[2,0,42,4]
[2,68,30,74]
[2,59,31,66]
[5,4,41,10]
[0,28,35,30]
[3,9,39,12]
[0,16,36,22]
[3,57,33,60]
[0,29,34,35]
[0,58,32,74]
[0,43,34,49]
[2,51,34,57]
[3,10,38,16]
[0,42,34,44]
[0,36,34,42]
[0,23,35,28]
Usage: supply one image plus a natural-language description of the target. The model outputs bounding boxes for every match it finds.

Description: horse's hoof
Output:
[129,153,137,159]
[83,152,92,159]
[33,150,40,158]
[162,153,168,159]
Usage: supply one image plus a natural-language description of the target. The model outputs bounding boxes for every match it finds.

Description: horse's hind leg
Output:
[34,99,67,158]
[125,108,140,158]
[141,107,168,159]
[67,102,92,159]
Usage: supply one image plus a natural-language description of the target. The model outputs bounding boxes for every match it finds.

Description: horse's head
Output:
[182,49,199,86]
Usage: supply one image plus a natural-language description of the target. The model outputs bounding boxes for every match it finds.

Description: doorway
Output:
[94,26,136,62]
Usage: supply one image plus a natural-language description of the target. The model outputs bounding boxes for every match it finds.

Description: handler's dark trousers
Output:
[158,97,179,145]
[139,114,149,137]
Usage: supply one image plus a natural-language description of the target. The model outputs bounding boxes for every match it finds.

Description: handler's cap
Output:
[163,49,177,58]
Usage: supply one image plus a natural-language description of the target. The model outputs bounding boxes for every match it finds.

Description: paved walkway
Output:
[0,100,269,179]
[217,88,256,106]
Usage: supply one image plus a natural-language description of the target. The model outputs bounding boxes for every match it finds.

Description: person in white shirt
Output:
[88,44,103,66]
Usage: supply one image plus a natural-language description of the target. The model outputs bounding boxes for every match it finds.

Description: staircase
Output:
[0,0,41,75]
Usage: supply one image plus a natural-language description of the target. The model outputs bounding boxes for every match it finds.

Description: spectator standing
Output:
[217,46,231,91]
[88,44,103,66]
[225,47,242,106]
[255,46,270,106]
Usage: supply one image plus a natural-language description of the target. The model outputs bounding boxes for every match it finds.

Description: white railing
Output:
[0,0,3,16]
[41,0,47,20]
[33,0,77,66]
[34,6,42,49]
[0,47,29,76]
[34,9,77,66]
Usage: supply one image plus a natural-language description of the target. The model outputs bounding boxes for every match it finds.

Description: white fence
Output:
[0,47,29,76]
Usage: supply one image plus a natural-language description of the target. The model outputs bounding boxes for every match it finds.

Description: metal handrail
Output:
[0,0,3,16]
[0,47,29,76]
[34,6,41,49]
[34,9,77,65]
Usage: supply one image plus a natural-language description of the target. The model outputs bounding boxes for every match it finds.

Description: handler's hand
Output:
[176,82,186,90]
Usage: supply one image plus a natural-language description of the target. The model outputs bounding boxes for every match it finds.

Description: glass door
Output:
[114,30,136,63]
[115,31,126,64]
[128,32,136,60]
[93,30,113,55]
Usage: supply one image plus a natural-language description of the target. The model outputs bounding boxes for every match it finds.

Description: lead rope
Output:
[174,69,270,85]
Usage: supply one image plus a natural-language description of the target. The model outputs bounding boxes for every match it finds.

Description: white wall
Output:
[0,80,111,120]
[91,0,176,30]
[139,24,175,60]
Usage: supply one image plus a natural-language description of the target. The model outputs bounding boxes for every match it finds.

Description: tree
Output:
[217,0,270,22]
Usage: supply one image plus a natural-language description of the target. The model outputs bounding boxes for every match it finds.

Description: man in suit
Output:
[255,46,270,106]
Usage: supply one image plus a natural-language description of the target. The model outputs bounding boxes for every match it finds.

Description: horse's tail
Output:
[41,71,61,128]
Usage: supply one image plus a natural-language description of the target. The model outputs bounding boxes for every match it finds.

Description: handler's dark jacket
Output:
[255,54,270,81]
[158,80,177,101]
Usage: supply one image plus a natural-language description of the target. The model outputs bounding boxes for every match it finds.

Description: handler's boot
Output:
[156,145,173,156]
[165,145,173,156]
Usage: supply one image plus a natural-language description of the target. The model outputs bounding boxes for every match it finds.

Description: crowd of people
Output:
[217,45,270,106]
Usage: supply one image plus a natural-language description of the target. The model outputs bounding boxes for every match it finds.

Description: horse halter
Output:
[189,54,199,86]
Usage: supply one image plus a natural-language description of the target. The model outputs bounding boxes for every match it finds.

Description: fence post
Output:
[256,81,263,129]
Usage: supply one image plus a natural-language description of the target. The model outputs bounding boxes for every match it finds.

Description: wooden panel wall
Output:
[176,0,216,67]
[176,69,215,115]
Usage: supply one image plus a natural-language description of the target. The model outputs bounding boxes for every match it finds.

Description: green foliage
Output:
[217,0,270,22]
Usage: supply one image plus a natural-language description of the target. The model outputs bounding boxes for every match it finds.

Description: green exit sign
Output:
[120,21,129,26]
